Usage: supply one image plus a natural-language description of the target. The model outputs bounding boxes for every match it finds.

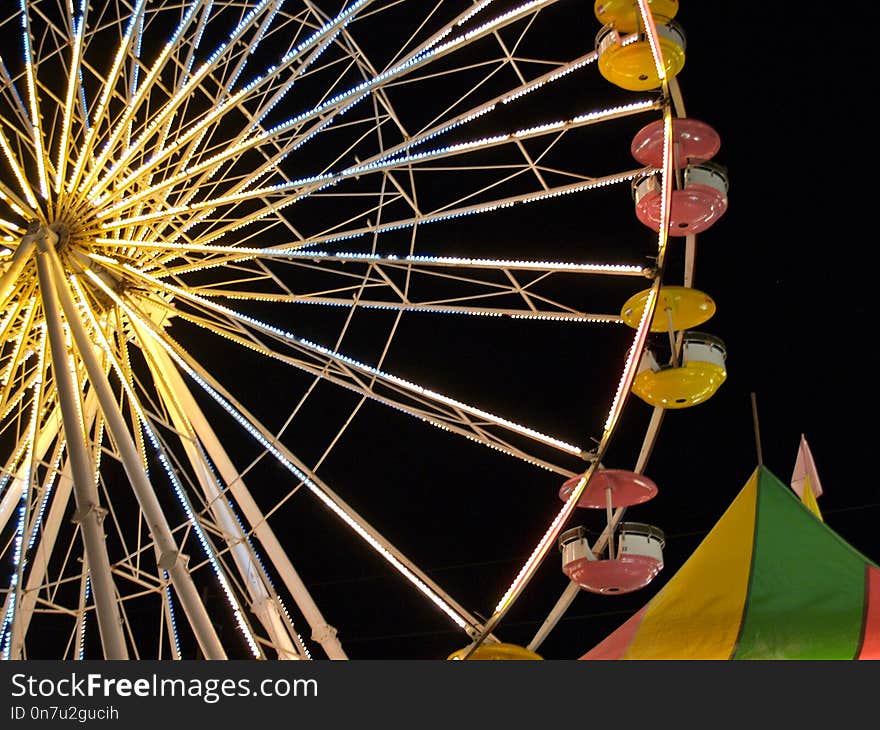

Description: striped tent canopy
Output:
[581,466,880,659]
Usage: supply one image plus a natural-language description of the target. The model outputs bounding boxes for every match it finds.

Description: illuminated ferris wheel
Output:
[0,0,728,659]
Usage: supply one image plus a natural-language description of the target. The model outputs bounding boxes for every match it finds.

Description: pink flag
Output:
[791,434,823,499]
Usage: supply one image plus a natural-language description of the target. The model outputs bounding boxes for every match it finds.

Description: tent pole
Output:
[750,392,763,467]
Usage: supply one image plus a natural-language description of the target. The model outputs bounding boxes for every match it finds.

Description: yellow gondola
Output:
[632,332,727,409]
[447,642,543,660]
[621,285,715,333]
[594,0,679,33]
[596,21,685,91]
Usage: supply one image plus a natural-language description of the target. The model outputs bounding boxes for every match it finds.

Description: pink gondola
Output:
[560,524,665,594]
[631,118,721,168]
[559,469,658,509]
[633,161,729,236]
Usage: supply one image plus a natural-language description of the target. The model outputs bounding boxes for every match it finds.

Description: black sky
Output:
[299,2,880,660]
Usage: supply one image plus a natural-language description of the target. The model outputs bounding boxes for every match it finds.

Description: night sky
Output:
[292,2,880,660]
[225,2,878,660]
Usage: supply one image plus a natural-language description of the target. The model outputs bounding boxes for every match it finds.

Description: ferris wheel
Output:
[0,0,728,660]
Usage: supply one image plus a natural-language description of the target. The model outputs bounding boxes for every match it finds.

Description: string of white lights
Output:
[117,262,585,457]
[90,1,371,208]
